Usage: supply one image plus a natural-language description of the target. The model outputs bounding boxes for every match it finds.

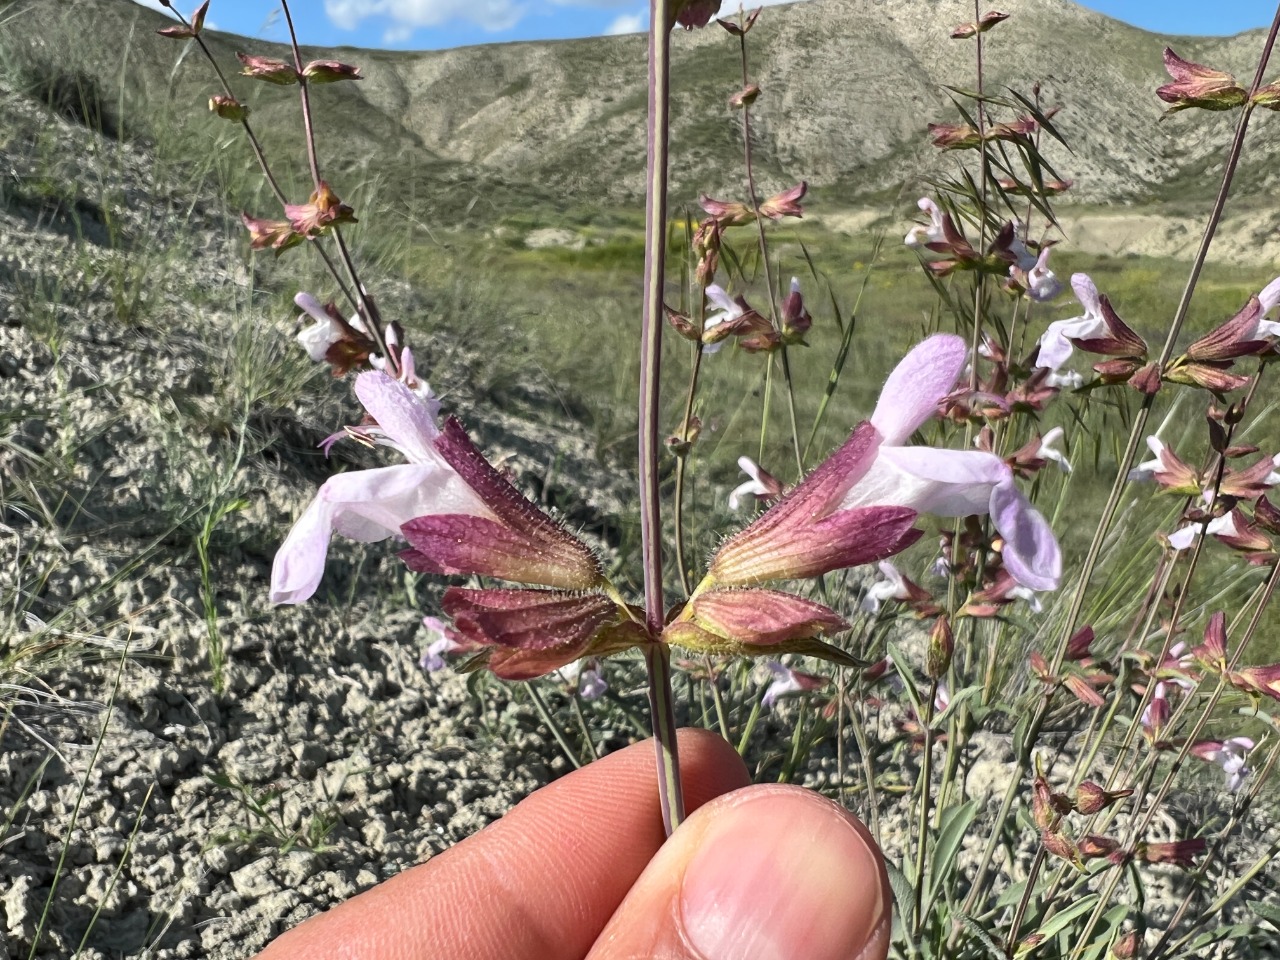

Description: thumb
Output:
[587,784,891,960]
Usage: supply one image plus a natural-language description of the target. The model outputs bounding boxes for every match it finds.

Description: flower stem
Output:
[640,0,685,836]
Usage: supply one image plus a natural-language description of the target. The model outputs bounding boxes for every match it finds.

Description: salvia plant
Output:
[155,0,1280,955]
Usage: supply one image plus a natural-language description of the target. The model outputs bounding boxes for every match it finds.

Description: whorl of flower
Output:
[285,182,357,237]
[700,285,777,353]
[698,194,755,227]
[208,95,249,122]
[758,182,806,220]
[241,213,301,254]
[270,373,602,604]
[1036,274,1147,378]
[860,560,934,614]
[1127,436,1201,494]
[709,335,1061,591]
[1156,48,1247,113]
[728,83,761,109]
[904,197,946,249]
[442,588,645,681]
[302,60,363,83]
[294,292,377,376]
[1190,736,1254,792]
[1075,781,1133,815]
[927,122,984,151]
[780,277,812,343]
[950,9,1009,38]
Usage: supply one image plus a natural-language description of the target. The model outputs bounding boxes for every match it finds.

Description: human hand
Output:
[255,729,890,960]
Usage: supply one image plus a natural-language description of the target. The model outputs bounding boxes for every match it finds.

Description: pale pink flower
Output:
[835,334,1061,591]
[904,197,946,248]
[1036,273,1109,371]
[1192,736,1254,792]
[728,456,783,510]
[762,660,826,709]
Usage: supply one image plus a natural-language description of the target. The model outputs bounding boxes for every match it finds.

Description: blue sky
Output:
[132,0,1276,52]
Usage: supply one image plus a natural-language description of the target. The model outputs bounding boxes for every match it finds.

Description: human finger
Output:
[255,727,750,960]
[587,784,891,960]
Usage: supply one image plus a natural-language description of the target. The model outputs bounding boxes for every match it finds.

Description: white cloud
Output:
[604,10,644,34]
[326,0,525,34]
[129,0,177,18]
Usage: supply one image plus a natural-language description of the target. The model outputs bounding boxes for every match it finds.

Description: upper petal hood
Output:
[870,333,968,446]
[355,370,440,461]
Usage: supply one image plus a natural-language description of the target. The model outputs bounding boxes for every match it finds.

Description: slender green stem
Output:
[673,296,709,596]
[639,0,684,836]
[910,679,939,938]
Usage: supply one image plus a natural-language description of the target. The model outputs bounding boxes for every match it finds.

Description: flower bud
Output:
[209,95,249,121]
[926,615,953,679]
[1157,48,1247,113]
[758,182,806,220]
[236,52,301,85]
[1075,780,1133,815]
[303,60,364,83]
[1111,931,1141,960]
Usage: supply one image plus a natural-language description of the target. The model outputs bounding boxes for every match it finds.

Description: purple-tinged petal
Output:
[689,589,848,646]
[432,419,604,589]
[442,588,615,652]
[1071,273,1102,316]
[870,334,967,445]
[991,480,1062,591]
[401,513,600,589]
[355,371,439,460]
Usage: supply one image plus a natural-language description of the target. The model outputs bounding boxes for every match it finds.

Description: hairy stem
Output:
[640,0,685,835]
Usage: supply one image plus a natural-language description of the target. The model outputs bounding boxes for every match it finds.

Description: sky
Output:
[131,0,1277,52]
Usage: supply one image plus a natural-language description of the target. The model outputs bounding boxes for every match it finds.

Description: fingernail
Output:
[679,788,886,960]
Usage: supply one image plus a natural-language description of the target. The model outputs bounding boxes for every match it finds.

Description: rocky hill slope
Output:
[3,0,1279,214]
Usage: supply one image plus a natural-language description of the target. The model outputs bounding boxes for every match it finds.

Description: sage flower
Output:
[271,372,602,604]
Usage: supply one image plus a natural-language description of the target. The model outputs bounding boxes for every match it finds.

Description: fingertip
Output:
[591,784,890,960]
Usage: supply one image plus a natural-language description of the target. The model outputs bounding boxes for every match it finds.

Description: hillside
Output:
[3,0,1279,219]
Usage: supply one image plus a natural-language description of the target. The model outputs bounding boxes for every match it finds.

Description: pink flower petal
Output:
[991,480,1062,591]
[870,334,967,446]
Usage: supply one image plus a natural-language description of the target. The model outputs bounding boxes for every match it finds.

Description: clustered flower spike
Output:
[904,198,1061,302]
